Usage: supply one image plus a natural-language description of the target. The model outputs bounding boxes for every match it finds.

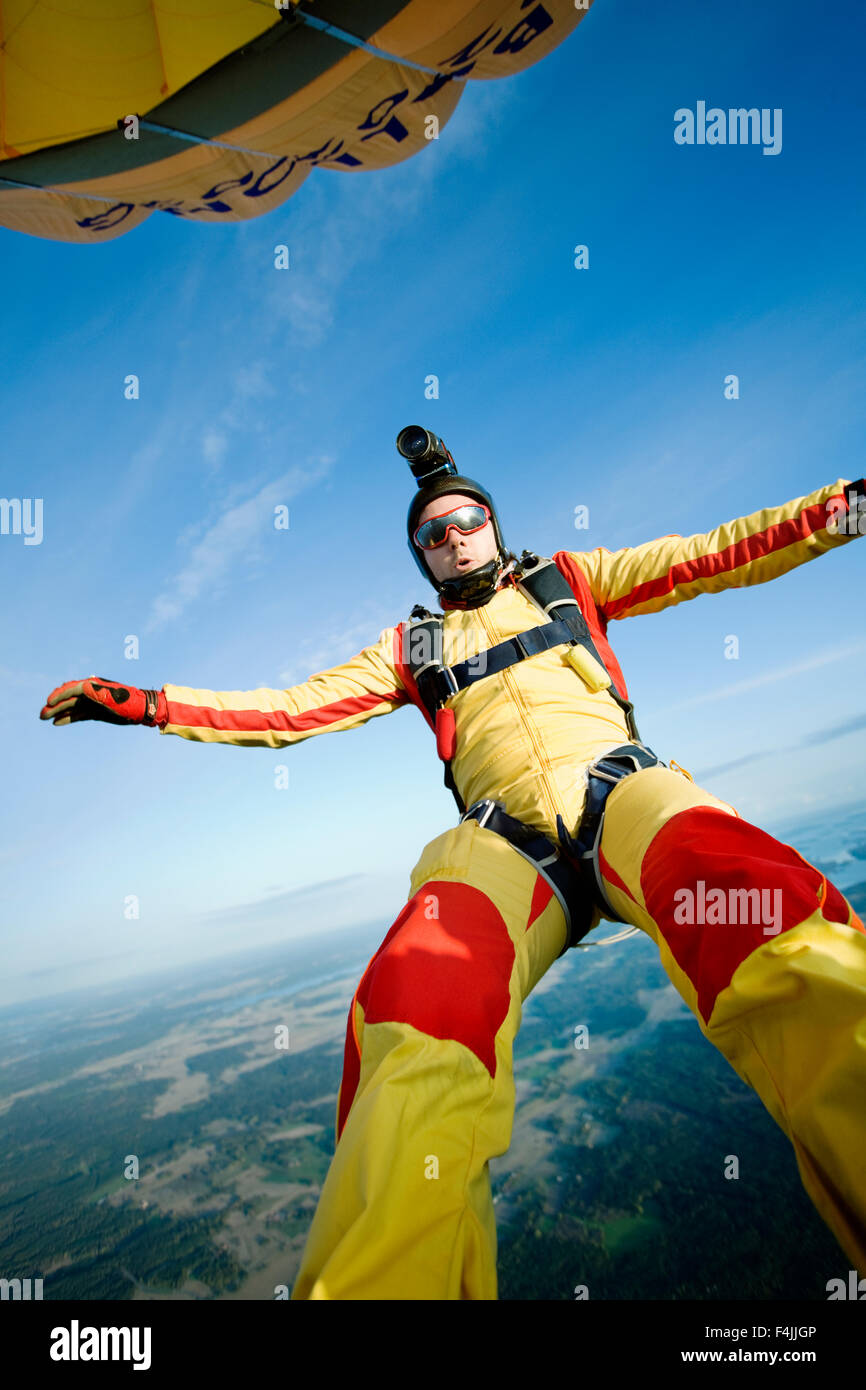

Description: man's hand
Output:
[40,678,163,727]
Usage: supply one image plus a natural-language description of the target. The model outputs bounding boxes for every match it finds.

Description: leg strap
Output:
[461,743,663,951]
[460,799,595,953]
[556,743,664,924]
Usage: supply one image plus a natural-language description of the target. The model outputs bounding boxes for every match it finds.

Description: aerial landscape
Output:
[2,803,864,1301]
[3,0,864,1317]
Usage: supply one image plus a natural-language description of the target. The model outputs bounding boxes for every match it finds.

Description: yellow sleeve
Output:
[159,626,409,748]
[568,478,862,620]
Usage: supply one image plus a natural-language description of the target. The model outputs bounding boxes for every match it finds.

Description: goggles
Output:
[413,502,491,550]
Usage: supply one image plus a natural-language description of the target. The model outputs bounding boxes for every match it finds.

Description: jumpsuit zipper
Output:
[475,600,563,832]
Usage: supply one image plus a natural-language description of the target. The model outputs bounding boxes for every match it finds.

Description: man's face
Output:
[416,492,499,584]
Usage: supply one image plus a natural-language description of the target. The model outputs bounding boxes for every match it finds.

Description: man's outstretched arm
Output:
[567,477,864,621]
[41,627,410,749]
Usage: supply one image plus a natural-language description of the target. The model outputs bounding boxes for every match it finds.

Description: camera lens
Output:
[397,426,431,460]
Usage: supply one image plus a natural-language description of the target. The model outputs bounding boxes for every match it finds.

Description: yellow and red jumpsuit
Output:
[157,478,866,1298]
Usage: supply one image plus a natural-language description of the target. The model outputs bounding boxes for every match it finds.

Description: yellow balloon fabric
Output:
[0,0,591,243]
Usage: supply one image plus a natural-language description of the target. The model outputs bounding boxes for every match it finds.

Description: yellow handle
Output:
[565,644,611,693]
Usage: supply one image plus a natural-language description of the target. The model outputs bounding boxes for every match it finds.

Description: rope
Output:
[138,119,279,160]
[257,0,449,76]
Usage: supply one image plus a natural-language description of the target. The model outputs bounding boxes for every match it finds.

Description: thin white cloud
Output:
[197,360,281,470]
[653,642,866,715]
[435,76,516,164]
[146,459,332,631]
[202,429,229,467]
[237,130,451,353]
[276,614,399,686]
[234,362,276,399]
[694,711,866,780]
[204,78,524,366]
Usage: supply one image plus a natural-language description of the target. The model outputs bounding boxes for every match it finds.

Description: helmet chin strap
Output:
[437,552,516,609]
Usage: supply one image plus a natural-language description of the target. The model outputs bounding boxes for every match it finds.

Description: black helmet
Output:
[407,472,512,608]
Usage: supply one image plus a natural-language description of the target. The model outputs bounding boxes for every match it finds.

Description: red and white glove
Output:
[39,677,167,727]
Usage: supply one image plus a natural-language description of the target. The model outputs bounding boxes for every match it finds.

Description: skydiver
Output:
[40,435,866,1299]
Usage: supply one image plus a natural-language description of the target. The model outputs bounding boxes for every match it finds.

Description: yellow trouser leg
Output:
[291,819,568,1299]
[596,764,866,1274]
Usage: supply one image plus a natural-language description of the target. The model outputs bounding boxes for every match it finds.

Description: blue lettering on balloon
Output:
[243,156,299,198]
[201,171,254,200]
[75,203,136,231]
[493,4,553,55]
[358,91,410,131]
[413,71,455,104]
[297,136,361,168]
[359,115,408,146]
[358,91,410,147]
[438,26,503,73]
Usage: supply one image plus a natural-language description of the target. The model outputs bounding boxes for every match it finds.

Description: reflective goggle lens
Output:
[414,504,490,549]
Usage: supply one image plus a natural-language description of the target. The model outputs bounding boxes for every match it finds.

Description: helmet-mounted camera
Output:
[396,426,458,487]
[399,424,513,608]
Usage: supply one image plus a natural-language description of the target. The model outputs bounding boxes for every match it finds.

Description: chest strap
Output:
[420,614,579,706]
[409,555,641,746]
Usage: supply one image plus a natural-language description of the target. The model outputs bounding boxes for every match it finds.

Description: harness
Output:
[402,552,665,953]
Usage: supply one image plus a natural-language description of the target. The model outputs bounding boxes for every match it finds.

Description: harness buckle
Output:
[441,665,460,697]
[461,798,497,830]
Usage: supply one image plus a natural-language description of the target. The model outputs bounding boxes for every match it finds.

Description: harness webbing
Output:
[404,553,641,811]
[403,556,655,952]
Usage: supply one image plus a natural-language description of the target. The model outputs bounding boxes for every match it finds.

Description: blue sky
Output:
[2,0,865,1006]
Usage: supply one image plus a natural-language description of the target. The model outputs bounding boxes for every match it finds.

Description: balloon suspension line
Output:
[262,0,448,76]
[0,122,296,197]
[137,121,278,159]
